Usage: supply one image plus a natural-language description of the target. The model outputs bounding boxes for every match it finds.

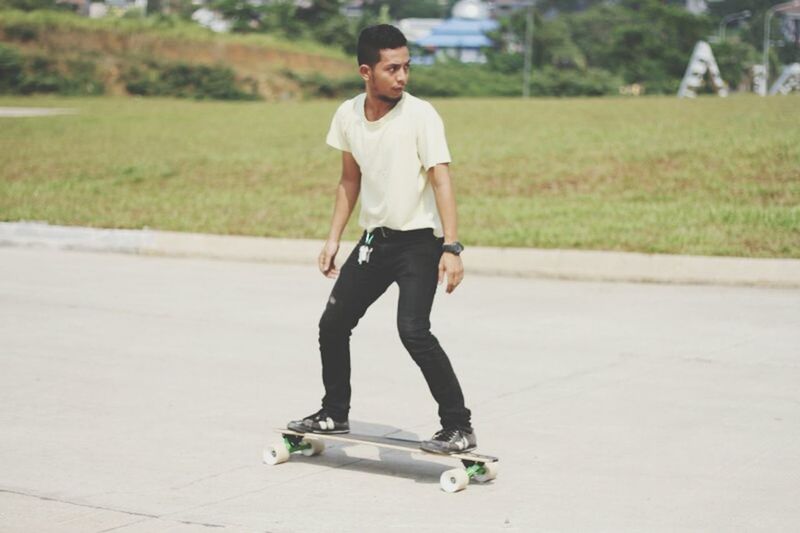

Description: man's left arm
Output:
[428,163,464,294]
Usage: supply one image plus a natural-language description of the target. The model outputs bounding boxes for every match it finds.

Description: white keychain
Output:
[357,245,373,264]
[358,232,374,265]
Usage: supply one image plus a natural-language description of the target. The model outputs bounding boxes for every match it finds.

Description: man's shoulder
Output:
[334,93,364,117]
[403,92,435,111]
[402,92,440,119]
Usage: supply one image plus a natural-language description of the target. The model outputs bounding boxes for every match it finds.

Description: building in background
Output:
[403,0,499,64]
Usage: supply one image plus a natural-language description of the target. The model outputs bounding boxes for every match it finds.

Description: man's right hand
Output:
[318,240,340,278]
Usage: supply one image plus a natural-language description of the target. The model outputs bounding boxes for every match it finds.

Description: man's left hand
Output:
[438,252,464,294]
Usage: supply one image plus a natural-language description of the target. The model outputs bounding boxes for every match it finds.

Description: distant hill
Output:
[0,10,354,99]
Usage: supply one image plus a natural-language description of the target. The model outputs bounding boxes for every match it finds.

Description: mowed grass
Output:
[1,94,798,257]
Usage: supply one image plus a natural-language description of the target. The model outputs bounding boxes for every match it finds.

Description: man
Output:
[287,24,475,453]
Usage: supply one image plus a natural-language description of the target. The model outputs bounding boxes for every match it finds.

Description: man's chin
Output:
[377,91,403,104]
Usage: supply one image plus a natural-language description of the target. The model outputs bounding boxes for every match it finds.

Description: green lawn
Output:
[1,94,798,258]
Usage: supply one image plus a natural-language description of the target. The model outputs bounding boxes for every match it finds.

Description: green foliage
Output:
[711,40,760,90]
[361,0,446,19]
[0,43,104,95]
[0,9,346,59]
[530,66,623,97]
[201,0,376,56]
[411,63,520,97]
[283,68,361,98]
[1,19,38,40]
[567,0,710,91]
[122,60,259,100]
[707,0,799,64]
[0,43,23,93]
[258,0,304,37]
[210,0,262,32]
[489,0,716,95]
[4,0,796,98]
[0,0,69,12]
[288,62,623,98]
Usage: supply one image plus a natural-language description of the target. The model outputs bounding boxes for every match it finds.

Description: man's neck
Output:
[364,91,401,122]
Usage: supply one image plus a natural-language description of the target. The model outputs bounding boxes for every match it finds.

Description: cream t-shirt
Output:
[325,92,451,238]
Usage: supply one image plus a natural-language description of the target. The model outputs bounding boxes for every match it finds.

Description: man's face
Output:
[364,46,410,103]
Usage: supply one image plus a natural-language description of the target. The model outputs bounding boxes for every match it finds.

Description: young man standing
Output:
[287,24,476,453]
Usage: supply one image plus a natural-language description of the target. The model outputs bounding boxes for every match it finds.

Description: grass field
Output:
[1,94,798,258]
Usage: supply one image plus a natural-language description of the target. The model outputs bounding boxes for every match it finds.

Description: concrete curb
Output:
[2,221,799,287]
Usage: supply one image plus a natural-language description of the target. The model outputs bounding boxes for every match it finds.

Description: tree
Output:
[360,0,446,19]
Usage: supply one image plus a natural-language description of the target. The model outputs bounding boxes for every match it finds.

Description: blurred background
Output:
[2,0,800,98]
[1,0,798,257]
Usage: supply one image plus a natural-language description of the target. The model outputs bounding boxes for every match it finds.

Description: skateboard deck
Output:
[263,428,499,493]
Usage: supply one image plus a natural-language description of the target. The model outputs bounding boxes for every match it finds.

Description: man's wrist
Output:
[442,241,464,256]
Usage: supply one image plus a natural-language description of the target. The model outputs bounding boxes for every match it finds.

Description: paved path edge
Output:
[2,221,799,287]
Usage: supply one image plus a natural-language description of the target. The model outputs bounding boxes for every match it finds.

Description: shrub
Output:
[0,44,104,95]
[0,43,24,93]
[2,19,38,41]
[122,60,260,100]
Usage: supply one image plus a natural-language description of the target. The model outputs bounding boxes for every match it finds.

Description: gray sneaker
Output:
[420,427,476,454]
[287,409,349,434]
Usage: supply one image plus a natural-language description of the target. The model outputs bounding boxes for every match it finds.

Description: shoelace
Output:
[434,428,459,441]
[304,409,327,421]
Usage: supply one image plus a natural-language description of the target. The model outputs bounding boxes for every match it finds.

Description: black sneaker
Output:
[287,409,349,434]
[420,427,477,454]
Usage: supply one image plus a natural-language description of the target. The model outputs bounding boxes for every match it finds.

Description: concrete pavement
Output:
[1,246,799,532]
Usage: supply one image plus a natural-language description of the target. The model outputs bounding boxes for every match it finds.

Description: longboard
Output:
[263,428,499,493]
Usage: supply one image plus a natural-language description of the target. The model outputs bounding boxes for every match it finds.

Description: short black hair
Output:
[357,24,408,68]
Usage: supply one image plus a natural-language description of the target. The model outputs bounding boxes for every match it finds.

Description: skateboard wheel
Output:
[473,462,498,483]
[440,468,469,493]
[263,442,290,465]
[301,438,325,457]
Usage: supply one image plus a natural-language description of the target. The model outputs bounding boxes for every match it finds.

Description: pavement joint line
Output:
[0,488,158,520]
[2,221,799,287]
[0,488,228,529]
[96,518,155,533]
[97,516,229,532]
[154,457,372,523]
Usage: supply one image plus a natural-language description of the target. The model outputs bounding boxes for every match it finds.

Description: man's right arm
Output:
[319,151,361,278]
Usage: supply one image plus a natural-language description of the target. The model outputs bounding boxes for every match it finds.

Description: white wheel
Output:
[440,468,469,493]
[301,438,325,457]
[263,442,290,465]
[473,462,498,483]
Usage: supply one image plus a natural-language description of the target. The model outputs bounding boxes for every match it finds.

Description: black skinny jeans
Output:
[318,228,472,430]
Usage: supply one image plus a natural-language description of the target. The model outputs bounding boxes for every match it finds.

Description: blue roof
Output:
[413,17,498,49]
[430,18,499,35]
[416,34,493,48]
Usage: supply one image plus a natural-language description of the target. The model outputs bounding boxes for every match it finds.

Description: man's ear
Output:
[359,64,371,82]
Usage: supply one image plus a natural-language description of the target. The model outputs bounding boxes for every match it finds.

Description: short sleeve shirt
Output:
[325,92,451,237]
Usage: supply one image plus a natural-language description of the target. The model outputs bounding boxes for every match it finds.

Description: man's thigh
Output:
[322,238,393,327]
[395,237,442,327]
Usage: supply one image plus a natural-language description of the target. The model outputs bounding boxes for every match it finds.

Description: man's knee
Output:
[397,319,436,354]
[319,298,355,341]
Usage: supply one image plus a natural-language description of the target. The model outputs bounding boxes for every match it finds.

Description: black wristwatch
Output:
[442,241,464,256]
